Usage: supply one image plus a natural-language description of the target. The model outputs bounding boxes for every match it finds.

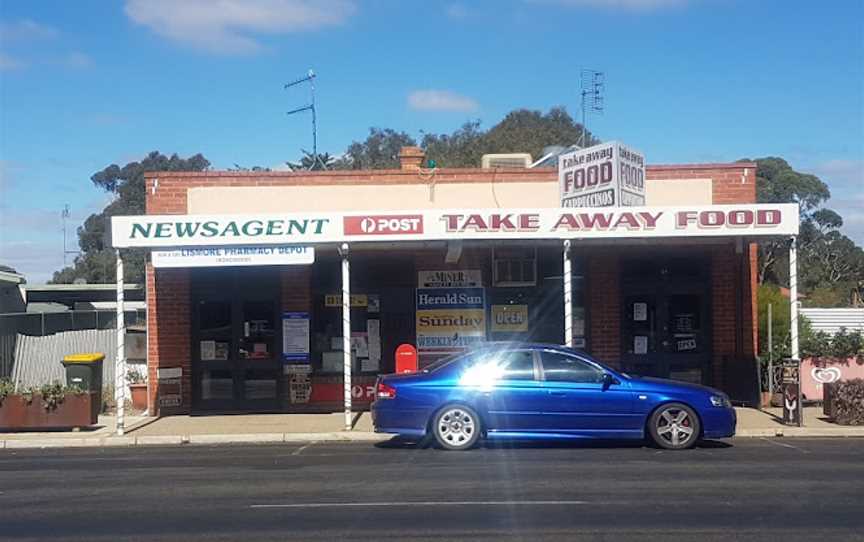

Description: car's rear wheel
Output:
[648,403,700,450]
[432,404,480,451]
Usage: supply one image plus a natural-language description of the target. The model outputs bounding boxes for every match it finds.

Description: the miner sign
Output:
[559,141,646,208]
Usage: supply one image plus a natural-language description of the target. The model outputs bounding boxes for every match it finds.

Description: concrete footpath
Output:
[1,407,862,449]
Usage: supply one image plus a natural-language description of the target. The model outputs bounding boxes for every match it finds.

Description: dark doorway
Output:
[191,268,282,412]
[620,254,712,385]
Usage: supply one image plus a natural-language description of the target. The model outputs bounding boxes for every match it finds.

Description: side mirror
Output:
[601,373,618,390]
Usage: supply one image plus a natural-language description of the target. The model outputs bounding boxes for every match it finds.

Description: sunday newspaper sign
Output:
[111,204,799,248]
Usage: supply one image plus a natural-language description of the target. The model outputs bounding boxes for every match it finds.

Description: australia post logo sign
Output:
[343,214,423,236]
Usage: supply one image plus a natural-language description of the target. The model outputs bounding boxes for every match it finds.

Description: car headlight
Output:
[710,395,731,408]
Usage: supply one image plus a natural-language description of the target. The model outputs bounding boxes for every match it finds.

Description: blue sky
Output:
[1,0,862,282]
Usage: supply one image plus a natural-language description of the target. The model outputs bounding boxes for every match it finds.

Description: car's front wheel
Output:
[648,403,700,450]
[432,404,481,451]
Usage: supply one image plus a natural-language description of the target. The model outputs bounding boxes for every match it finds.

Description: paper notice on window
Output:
[200,340,216,361]
[367,319,381,364]
[633,303,647,321]
[634,336,648,355]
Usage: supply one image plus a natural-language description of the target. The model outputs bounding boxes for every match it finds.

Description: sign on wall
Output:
[152,245,314,268]
[559,141,646,208]
[491,304,529,333]
[418,270,482,288]
[416,286,486,352]
[111,204,799,248]
[282,312,310,362]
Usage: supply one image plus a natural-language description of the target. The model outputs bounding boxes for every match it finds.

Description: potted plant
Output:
[0,379,94,430]
[127,371,148,411]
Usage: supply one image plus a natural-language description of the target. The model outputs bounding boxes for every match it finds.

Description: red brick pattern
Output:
[146,264,191,415]
[144,162,760,403]
[587,251,621,367]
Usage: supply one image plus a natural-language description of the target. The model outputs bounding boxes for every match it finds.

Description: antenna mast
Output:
[579,69,604,148]
[285,69,323,170]
[61,204,79,266]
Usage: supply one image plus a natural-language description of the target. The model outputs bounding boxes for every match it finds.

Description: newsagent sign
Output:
[111,204,799,248]
[559,141,645,208]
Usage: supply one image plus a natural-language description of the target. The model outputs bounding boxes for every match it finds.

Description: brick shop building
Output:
[109,146,798,416]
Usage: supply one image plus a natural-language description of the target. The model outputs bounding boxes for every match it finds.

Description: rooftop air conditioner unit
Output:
[481,153,532,169]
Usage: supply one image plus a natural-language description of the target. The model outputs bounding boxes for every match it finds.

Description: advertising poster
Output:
[416,286,486,352]
[282,312,310,362]
[559,141,646,208]
[491,304,529,333]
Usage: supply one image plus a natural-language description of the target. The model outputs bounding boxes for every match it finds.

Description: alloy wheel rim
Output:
[656,408,694,446]
[438,408,475,447]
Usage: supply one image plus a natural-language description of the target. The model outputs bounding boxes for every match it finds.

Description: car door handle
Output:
[548,391,567,396]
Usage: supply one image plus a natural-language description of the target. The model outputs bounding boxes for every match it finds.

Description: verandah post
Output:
[341,243,352,431]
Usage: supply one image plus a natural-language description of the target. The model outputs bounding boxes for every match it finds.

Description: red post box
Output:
[395,343,418,374]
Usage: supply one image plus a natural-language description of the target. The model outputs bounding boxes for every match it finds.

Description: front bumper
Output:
[702,406,737,439]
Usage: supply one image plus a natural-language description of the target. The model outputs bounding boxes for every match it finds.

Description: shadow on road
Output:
[374,436,732,451]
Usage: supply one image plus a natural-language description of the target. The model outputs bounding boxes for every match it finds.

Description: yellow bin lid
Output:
[63,353,105,363]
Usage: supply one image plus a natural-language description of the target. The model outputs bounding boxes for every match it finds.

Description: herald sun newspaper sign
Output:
[111,204,798,248]
[559,141,646,208]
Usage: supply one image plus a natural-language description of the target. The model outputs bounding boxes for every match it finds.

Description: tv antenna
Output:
[61,204,80,266]
[579,69,604,148]
[285,69,324,170]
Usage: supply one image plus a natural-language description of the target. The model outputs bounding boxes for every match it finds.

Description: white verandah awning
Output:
[110,204,801,433]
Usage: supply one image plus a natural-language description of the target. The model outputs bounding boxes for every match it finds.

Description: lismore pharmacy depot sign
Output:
[111,204,799,248]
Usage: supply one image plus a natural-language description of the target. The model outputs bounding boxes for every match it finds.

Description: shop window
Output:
[493,247,537,287]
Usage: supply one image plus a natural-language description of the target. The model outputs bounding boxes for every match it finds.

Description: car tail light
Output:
[376,381,397,399]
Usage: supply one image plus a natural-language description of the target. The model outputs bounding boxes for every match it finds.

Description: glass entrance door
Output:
[620,256,711,384]
[192,269,282,412]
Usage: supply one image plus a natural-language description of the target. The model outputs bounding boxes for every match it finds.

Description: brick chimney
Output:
[398,146,425,171]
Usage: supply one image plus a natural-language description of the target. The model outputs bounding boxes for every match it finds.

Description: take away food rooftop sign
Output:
[559,141,646,208]
[111,204,799,248]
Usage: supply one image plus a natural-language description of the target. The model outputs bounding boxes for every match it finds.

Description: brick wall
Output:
[146,264,191,415]
[144,162,761,405]
[587,251,621,367]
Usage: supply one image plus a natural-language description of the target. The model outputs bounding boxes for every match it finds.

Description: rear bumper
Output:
[371,400,430,438]
[702,406,737,439]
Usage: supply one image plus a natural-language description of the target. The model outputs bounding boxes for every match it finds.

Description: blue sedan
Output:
[372,343,736,450]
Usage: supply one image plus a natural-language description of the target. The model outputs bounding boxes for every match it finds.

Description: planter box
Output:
[0,393,97,431]
[129,383,148,411]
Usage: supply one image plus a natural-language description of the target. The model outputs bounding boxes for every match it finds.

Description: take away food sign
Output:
[559,141,645,208]
[111,204,798,248]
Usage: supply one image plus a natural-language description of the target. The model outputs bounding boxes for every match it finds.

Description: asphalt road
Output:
[0,438,862,541]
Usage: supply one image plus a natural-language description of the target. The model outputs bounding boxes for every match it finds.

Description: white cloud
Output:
[0,19,59,42]
[527,0,687,10]
[446,4,470,19]
[124,0,356,55]
[0,52,24,70]
[408,90,479,113]
[62,51,93,69]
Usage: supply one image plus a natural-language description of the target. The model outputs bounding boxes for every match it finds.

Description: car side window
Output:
[469,351,536,381]
[497,351,536,380]
[540,351,603,383]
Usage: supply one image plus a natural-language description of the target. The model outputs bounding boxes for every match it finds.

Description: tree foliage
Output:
[751,157,863,305]
[335,128,417,170]
[287,149,335,171]
[51,151,210,284]
[337,107,595,170]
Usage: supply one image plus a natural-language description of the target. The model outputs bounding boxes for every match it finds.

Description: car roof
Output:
[466,342,580,354]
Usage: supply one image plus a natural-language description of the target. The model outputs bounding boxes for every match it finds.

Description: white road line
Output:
[290,442,316,456]
[759,437,811,454]
[250,500,590,509]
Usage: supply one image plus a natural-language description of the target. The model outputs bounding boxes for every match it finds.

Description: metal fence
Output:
[10,329,118,391]
[0,309,145,378]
